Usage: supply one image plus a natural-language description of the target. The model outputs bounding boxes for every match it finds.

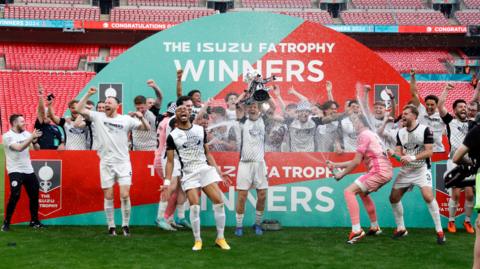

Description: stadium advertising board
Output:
[5,12,461,227]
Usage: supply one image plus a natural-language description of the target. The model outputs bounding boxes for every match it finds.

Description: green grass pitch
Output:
[0,144,476,268]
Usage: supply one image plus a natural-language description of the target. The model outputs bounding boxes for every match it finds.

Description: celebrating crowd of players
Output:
[3,68,480,252]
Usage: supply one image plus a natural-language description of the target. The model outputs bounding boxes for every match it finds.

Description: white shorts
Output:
[100,161,132,189]
[181,165,222,191]
[161,157,182,178]
[236,161,268,190]
[393,166,432,190]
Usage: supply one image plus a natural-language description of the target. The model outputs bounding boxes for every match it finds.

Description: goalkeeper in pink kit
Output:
[328,114,393,244]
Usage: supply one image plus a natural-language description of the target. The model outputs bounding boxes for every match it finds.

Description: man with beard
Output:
[284,100,322,152]
[2,114,44,231]
[438,84,475,234]
[47,98,89,150]
[409,70,445,152]
[165,105,231,251]
[77,87,151,236]
[388,105,445,244]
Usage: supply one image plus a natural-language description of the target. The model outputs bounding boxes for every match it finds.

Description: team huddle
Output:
[3,69,480,250]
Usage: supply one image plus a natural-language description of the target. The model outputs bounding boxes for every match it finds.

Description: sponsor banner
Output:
[73,20,177,31]
[4,151,460,227]
[0,19,72,29]
[398,25,467,34]
[326,24,375,33]
[374,25,399,33]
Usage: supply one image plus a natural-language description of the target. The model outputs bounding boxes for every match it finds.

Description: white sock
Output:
[104,199,115,228]
[213,203,226,240]
[255,210,264,226]
[370,221,379,229]
[190,205,201,241]
[157,200,167,221]
[391,202,405,230]
[352,223,361,233]
[177,204,185,219]
[427,200,443,233]
[121,197,131,227]
[236,213,244,228]
[465,200,474,222]
[448,198,457,222]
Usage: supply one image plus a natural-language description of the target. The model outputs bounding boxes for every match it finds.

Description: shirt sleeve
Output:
[3,133,15,149]
[424,127,434,145]
[418,103,426,115]
[356,132,370,155]
[396,132,402,147]
[149,106,160,117]
[129,116,142,131]
[86,110,96,120]
[166,134,176,151]
[34,119,41,129]
[464,126,480,150]
[441,113,453,125]
[311,117,323,126]
[59,118,66,127]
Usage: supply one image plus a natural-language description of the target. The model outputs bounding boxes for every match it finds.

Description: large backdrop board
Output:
[4,12,466,226]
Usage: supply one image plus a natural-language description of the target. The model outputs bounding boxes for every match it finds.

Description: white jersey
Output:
[315,121,339,152]
[87,111,141,164]
[285,117,322,152]
[3,130,34,174]
[369,115,384,131]
[239,116,266,161]
[382,122,399,150]
[131,110,157,151]
[226,109,237,121]
[396,123,434,169]
[441,113,470,159]
[339,116,357,152]
[418,104,445,152]
[167,124,208,174]
[60,117,88,150]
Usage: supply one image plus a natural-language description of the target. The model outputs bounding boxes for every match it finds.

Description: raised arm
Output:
[472,80,480,103]
[385,88,396,118]
[176,69,183,98]
[47,98,62,125]
[77,87,97,119]
[37,85,46,124]
[147,79,163,110]
[326,81,334,102]
[438,83,453,118]
[409,69,421,107]
[288,86,308,102]
[271,85,286,113]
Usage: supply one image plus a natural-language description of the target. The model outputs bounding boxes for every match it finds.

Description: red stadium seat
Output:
[241,0,312,9]
[276,11,334,24]
[455,10,480,26]
[127,0,200,7]
[463,0,480,8]
[341,10,449,25]
[4,5,100,21]
[1,43,99,71]
[110,7,215,23]
[374,48,453,74]
[0,71,95,133]
[417,82,476,113]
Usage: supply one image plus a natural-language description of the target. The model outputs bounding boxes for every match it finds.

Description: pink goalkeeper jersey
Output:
[356,129,392,174]
[155,117,170,157]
